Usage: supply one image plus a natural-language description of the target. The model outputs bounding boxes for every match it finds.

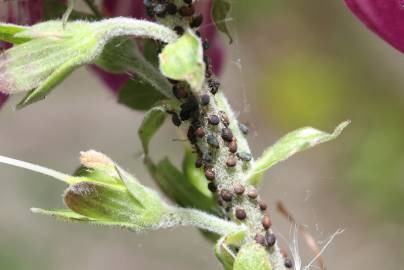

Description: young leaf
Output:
[118,79,166,111]
[233,243,273,270]
[0,18,177,108]
[0,23,29,44]
[247,121,350,185]
[138,100,178,155]
[212,0,233,43]
[215,230,247,270]
[159,30,205,91]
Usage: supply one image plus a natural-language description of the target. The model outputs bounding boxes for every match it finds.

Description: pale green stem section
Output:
[0,155,71,183]
[164,207,245,236]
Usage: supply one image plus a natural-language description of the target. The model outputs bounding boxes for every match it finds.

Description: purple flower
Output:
[344,0,404,53]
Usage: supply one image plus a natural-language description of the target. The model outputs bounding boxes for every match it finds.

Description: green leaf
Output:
[138,101,178,155]
[159,30,205,91]
[247,121,350,185]
[0,18,177,108]
[73,166,120,186]
[118,79,166,111]
[215,230,247,270]
[31,208,136,229]
[0,23,29,44]
[212,0,233,43]
[147,157,219,215]
[233,243,273,270]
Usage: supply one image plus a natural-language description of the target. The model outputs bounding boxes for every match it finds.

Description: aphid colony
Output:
[143,0,293,268]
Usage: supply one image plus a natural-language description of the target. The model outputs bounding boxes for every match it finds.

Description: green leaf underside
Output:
[233,243,273,270]
[212,0,233,43]
[31,208,135,229]
[118,79,166,111]
[159,30,205,91]
[248,121,350,185]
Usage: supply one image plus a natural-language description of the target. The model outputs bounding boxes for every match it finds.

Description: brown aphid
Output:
[179,5,195,16]
[226,157,237,167]
[233,184,245,195]
[258,199,268,211]
[220,189,233,202]
[173,84,188,99]
[195,127,205,138]
[247,189,258,199]
[235,208,247,220]
[262,215,272,230]
[265,232,276,247]
[284,258,294,268]
[228,139,238,153]
[208,115,220,125]
[204,167,215,181]
[254,234,266,246]
[195,158,203,168]
[221,128,233,142]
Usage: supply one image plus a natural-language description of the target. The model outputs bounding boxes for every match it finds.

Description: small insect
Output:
[207,134,220,148]
[284,258,294,269]
[183,0,193,4]
[258,199,268,211]
[221,128,233,142]
[202,40,210,50]
[154,3,167,17]
[237,151,252,162]
[200,94,210,106]
[220,189,233,202]
[208,79,220,94]
[202,152,213,163]
[235,208,247,220]
[239,122,249,135]
[195,127,205,138]
[208,115,220,125]
[171,114,181,127]
[190,14,203,28]
[233,184,245,195]
[166,3,178,15]
[179,5,195,17]
[226,157,237,167]
[204,167,215,181]
[207,182,217,192]
[173,84,188,99]
[174,25,185,35]
[195,158,203,168]
[262,215,272,230]
[265,233,276,247]
[228,139,238,153]
[255,233,266,246]
[247,189,258,199]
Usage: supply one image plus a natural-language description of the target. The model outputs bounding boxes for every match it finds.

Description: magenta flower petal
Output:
[345,0,404,53]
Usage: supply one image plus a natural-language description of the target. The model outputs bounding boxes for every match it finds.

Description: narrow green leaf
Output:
[31,208,136,229]
[159,30,205,91]
[212,0,233,43]
[247,121,350,185]
[233,243,273,270]
[118,79,166,111]
[0,23,29,44]
[138,101,178,155]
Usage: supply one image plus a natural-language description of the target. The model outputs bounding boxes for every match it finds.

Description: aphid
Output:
[202,152,213,163]
[208,78,220,94]
[284,258,294,269]
[173,84,188,99]
[195,127,205,138]
[200,94,210,106]
[247,189,258,199]
[219,111,230,126]
[190,14,203,28]
[204,167,215,181]
[154,3,167,17]
[207,134,220,148]
[195,30,201,37]
[237,151,252,162]
[208,115,220,125]
[228,139,238,153]
[171,113,181,127]
[174,25,185,35]
[166,3,178,15]
[220,189,233,202]
[265,233,276,247]
[183,0,193,4]
[195,158,203,168]
[255,234,266,246]
[258,199,268,211]
[238,122,249,135]
[235,208,247,220]
[187,126,197,144]
[221,128,233,142]
[262,215,272,230]
[179,5,195,16]
[233,184,245,195]
[207,182,217,192]
[226,157,237,167]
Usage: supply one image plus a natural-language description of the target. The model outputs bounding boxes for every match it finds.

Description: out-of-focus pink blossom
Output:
[344,0,404,53]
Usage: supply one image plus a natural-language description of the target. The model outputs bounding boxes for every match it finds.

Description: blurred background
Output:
[0,0,403,269]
